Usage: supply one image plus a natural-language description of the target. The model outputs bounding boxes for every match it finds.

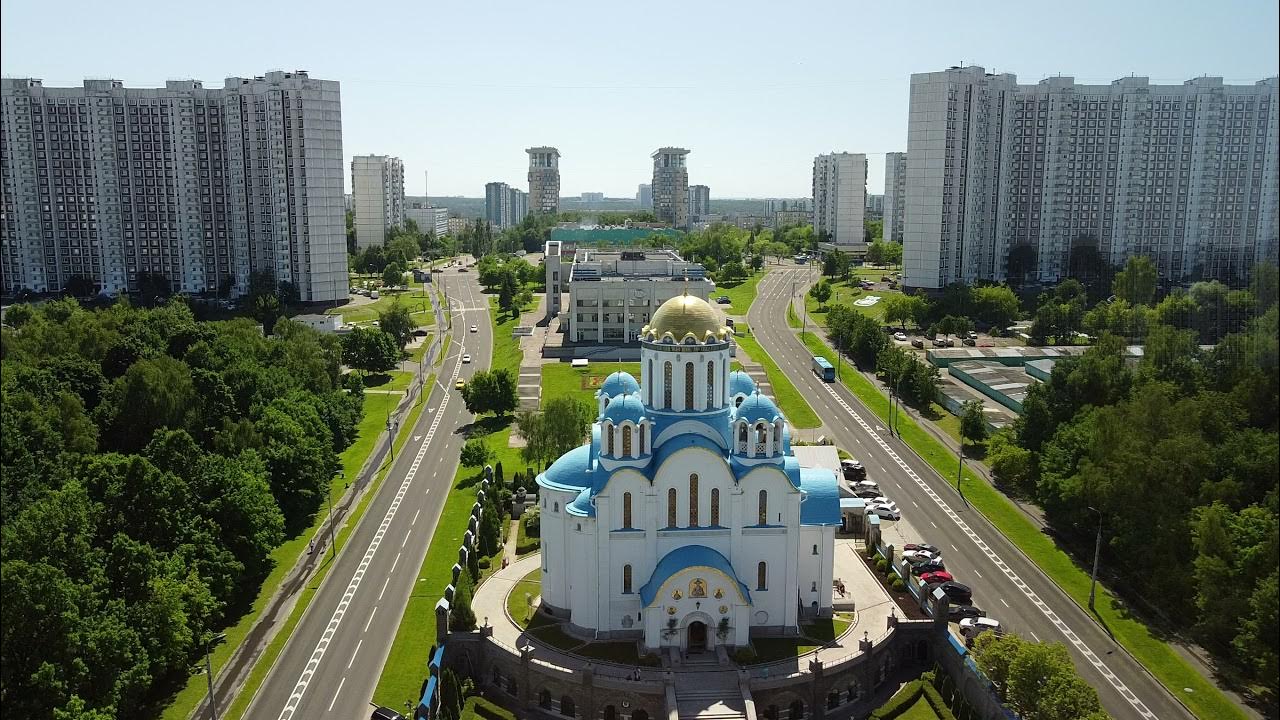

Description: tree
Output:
[377,300,415,350]
[719,260,747,282]
[542,396,594,460]
[865,240,886,266]
[808,279,832,308]
[960,399,988,447]
[460,438,492,468]
[1113,255,1158,306]
[750,254,765,272]
[932,315,974,342]
[1006,244,1038,287]
[381,262,405,288]
[440,668,464,720]
[883,241,903,267]
[65,274,96,298]
[448,580,477,631]
[460,369,518,417]
[971,286,1020,333]
[498,268,518,311]
[340,327,401,374]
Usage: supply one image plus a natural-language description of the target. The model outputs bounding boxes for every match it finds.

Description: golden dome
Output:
[643,293,729,343]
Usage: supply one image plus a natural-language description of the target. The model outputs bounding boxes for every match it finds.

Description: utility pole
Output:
[1088,506,1103,611]
[956,450,966,504]
[328,472,341,559]
[203,632,226,720]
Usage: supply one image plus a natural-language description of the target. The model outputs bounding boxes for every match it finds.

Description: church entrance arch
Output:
[687,621,708,652]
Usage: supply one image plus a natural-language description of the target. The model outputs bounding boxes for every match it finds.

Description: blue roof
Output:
[639,545,752,606]
[734,391,783,425]
[729,370,757,397]
[537,444,594,492]
[598,371,640,398]
[567,486,595,517]
[799,468,842,525]
[652,432,725,469]
[602,393,646,424]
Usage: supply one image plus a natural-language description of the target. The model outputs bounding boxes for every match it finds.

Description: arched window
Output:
[758,490,768,525]
[663,362,673,409]
[622,425,633,456]
[756,422,768,443]
[710,488,720,526]
[788,700,804,720]
[622,492,632,529]
[774,420,784,453]
[604,706,617,720]
[606,423,615,455]
[539,689,552,709]
[561,695,575,717]
[812,544,818,555]
[553,502,559,513]
[757,561,768,590]
[667,488,677,528]
[639,424,646,454]
[688,473,699,526]
[648,359,654,406]
[706,360,716,407]
[684,362,695,410]
[623,564,633,593]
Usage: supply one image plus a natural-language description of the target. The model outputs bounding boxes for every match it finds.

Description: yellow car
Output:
[455,379,466,390]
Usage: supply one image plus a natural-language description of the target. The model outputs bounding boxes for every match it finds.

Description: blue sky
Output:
[2,0,1276,198]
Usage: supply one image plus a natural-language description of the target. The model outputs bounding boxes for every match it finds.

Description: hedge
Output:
[870,680,958,720]
[464,695,517,720]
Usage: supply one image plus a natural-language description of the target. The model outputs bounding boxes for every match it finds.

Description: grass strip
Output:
[797,329,1246,720]
[718,271,765,315]
[220,388,431,720]
[733,333,821,429]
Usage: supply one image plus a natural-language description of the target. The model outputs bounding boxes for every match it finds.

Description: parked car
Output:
[458,267,468,272]
[919,570,954,585]
[929,581,973,603]
[455,379,466,390]
[904,543,940,554]
[959,617,1001,644]
[893,331,908,342]
[865,501,901,520]
[910,559,946,576]
[716,295,731,304]
[852,479,879,493]
[470,324,479,333]
[370,707,408,720]
[841,459,866,481]
[962,338,977,347]
[726,318,735,327]
[881,275,892,282]
[967,330,979,339]
[854,487,883,499]
[462,354,472,364]
[932,335,948,347]
[947,604,985,623]
[911,338,925,349]
[903,548,942,563]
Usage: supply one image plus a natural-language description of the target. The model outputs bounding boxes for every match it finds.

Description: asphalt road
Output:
[245,265,490,720]
[748,267,1192,720]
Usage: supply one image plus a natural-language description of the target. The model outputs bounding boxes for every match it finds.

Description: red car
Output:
[919,570,954,585]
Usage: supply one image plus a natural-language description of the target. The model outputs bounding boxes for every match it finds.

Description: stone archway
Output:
[687,621,708,652]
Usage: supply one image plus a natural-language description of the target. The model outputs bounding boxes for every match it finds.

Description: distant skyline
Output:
[2,0,1276,198]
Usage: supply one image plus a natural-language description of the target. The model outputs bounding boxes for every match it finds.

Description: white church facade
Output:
[535,293,840,653]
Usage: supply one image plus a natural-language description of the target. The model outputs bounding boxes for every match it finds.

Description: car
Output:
[469,324,478,333]
[903,543,941,554]
[851,479,878,493]
[881,275,892,282]
[919,570,954,585]
[716,295,731,304]
[458,267,467,272]
[370,707,408,720]
[929,581,972,603]
[902,548,942,563]
[461,354,472,364]
[432,267,443,273]
[910,559,946,576]
[893,332,907,342]
[967,330,979,339]
[455,379,466,390]
[962,338,977,346]
[841,459,867,480]
[854,487,883,499]
[865,504,901,520]
[959,616,1001,643]
[947,604,985,623]
[910,338,925,349]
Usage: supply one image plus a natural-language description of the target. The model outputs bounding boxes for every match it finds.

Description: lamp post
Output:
[328,470,342,560]
[203,632,227,720]
[1087,506,1103,611]
[955,449,965,503]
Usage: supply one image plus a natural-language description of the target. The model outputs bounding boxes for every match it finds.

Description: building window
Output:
[623,492,633,529]
[812,544,818,555]
[648,359,654,405]
[685,362,695,410]
[639,424,646,454]
[757,562,768,590]
[688,474,699,526]
[667,488,677,528]
[623,564,632,593]
[606,423,615,456]
[663,362,672,409]
[711,488,720,526]
[758,490,767,526]
[706,361,716,408]
[622,425,633,456]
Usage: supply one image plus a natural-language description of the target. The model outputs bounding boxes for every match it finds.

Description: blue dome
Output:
[597,371,640,398]
[734,391,783,424]
[602,393,646,424]
[728,370,757,397]
[539,444,593,491]
[567,486,596,517]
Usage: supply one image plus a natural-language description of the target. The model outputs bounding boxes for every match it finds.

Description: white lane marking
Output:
[402,529,411,548]
[364,607,377,632]
[327,677,345,712]
[275,342,467,720]
[411,509,421,526]
[348,639,363,669]
[378,577,390,601]
[930,520,938,529]
[1001,598,1011,608]
[951,544,959,552]
[974,569,983,579]
[817,381,1157,719]
[911,500,920,508]
[390,553,401,574]
[1031,631,1042,642]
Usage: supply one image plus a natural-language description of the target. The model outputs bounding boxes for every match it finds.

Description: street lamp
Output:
[955,449,966,504]
[1087,506,1103,611]
[328,470,343,559]
[202,632,227,720]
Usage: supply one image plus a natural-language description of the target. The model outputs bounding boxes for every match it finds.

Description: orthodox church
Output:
[535,293,840,653]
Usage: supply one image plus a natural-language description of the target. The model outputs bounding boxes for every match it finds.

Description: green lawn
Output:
[364,369,416,393]
[717,271,765,315]
[488,296,535,376]
[328,283,434,325]
[541,362,644,405]
[461,696,516,720]
[797,329,1248,720]
[803,281,904,326]
[408,333,435,364]
[219,390,430,720]
[733,332,821,429]
[373,421,527,710]
[506,568,542,627]
[751,637,820,663]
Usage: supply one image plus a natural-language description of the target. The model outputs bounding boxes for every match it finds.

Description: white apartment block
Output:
[0,71,346,302]
[883,152,907,244]
[527,146,560,214]
[510,187,528,226]
[812,152,868,254]
[558,247,711,344]
[637,183,652,209]
[405,202,449,239]
[351,155,404,251]
[903,66,1280,291]
[688,184,711,221]
[652,147,690,229]
[485,181,512,229]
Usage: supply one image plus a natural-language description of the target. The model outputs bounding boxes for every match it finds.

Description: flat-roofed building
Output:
[562,247,711,343]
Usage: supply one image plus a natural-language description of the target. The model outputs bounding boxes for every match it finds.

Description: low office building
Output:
[405,202,449,239]
[550,246,712,343]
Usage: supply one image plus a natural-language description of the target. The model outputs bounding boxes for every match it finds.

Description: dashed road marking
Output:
[364,607,377,633]
[348,639,362,669]
[327,677,345,712]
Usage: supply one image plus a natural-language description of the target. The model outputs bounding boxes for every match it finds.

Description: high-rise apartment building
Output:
[509,187,528,226]
[637,183,652,209]
[651,147,690,228]
[580,192,605,202]
[812,153,868,253]
[527,147,560,214]
[866,194,885,219]
[883,152,907,244]
[904,66,1280,290]
[405,202,449,239]
[688,184,711,221]
[351,155,404,250]
[486,181,512,229]
[0,71,346,302]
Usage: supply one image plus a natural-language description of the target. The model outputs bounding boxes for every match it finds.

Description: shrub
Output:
[875,558,888,573]
[732,647,758,665]
[523,506,541,537]
[891,577,906,592]
[471,696,517,720]
[478,556,491,569]
[639,653,663,667]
